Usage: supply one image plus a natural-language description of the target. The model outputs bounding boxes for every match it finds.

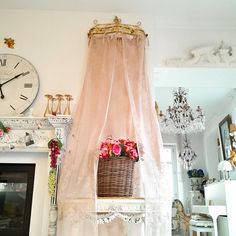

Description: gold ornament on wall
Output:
[88,16,147,38]
[4,38,15,49]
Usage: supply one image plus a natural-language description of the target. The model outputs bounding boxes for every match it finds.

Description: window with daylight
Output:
[162,145,179,199]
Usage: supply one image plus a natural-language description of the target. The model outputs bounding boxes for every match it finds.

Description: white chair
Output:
[189,218,214,236]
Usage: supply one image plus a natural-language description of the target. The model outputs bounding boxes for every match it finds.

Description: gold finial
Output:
[113,16,121,24]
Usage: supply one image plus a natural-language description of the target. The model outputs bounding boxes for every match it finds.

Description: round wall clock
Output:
[0,54,40,116]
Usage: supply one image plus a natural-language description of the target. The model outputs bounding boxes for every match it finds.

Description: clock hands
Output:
[0,87,4,99]
[1,72,26,86]
[0,72,28,99]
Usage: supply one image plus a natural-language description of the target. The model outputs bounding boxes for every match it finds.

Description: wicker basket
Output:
[97,157,135,197]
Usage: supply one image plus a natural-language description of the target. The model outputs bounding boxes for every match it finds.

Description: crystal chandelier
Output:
[179,135,197,170]
[158,87,205,134]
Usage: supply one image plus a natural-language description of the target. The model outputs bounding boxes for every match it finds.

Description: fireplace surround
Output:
[0,163,35,236]
[0,116,72,236]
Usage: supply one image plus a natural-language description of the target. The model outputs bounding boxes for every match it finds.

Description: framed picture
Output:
[219,115,233,160]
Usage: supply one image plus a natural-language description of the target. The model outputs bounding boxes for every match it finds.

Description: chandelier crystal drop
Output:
[179,135,197,170]
[158,87,205,134]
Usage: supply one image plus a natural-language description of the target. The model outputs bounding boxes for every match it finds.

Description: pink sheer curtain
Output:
[57,33,171,235]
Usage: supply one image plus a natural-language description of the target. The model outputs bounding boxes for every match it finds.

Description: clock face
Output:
[0,54,39,116]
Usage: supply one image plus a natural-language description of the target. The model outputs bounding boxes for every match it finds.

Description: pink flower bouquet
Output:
[99,138,139,162]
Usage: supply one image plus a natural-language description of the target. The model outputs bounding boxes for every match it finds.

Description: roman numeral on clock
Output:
[14,62,20,69]
[20,94,28,100]
[24,83,33,88]
[10,105,15,110]
[0,59,6,66]
[22,71,30,76]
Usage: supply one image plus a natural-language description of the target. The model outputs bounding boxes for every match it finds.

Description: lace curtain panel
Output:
[57,33,171,235]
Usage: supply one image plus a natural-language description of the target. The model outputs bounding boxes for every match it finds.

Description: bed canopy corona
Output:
[57,17,171,236]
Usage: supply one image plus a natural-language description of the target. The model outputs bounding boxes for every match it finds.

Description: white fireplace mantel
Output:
[0,116,72,236]
[0,116,72,152]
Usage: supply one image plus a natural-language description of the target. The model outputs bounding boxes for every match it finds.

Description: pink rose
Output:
[0,129,3,137]
[99,146,109,158]
[112,144,121,156]
[130,149,138,160]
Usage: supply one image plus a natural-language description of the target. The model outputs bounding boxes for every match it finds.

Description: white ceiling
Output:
[1,0,236,27]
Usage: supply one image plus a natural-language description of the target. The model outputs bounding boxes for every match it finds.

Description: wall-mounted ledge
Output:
[0,116,72,152]
[0,116,53,130]
[0,147,49,153]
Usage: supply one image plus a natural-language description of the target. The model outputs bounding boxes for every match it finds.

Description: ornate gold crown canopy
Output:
[88,16,147,38]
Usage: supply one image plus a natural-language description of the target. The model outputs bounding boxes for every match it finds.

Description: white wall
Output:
[0,10,156,116]
[1,10,236,116]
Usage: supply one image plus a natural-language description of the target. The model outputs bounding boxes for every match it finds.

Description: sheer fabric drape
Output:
[57,33,171,235]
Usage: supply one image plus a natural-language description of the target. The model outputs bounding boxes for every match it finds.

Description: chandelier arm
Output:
[158,87,205,134]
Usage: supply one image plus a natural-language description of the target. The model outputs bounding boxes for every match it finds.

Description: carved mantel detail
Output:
[0,116,72,152]
[166,41,236,67]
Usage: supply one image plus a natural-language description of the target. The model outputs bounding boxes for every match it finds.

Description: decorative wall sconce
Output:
[44,94,73,117]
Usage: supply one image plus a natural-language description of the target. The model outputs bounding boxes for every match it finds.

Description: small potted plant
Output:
[187,169,204,190]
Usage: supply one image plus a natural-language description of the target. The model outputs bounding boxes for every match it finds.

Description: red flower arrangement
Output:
[99,138,139,162]
[0,121,10,137]
[48,138,62,168]
[48,138,62,196]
